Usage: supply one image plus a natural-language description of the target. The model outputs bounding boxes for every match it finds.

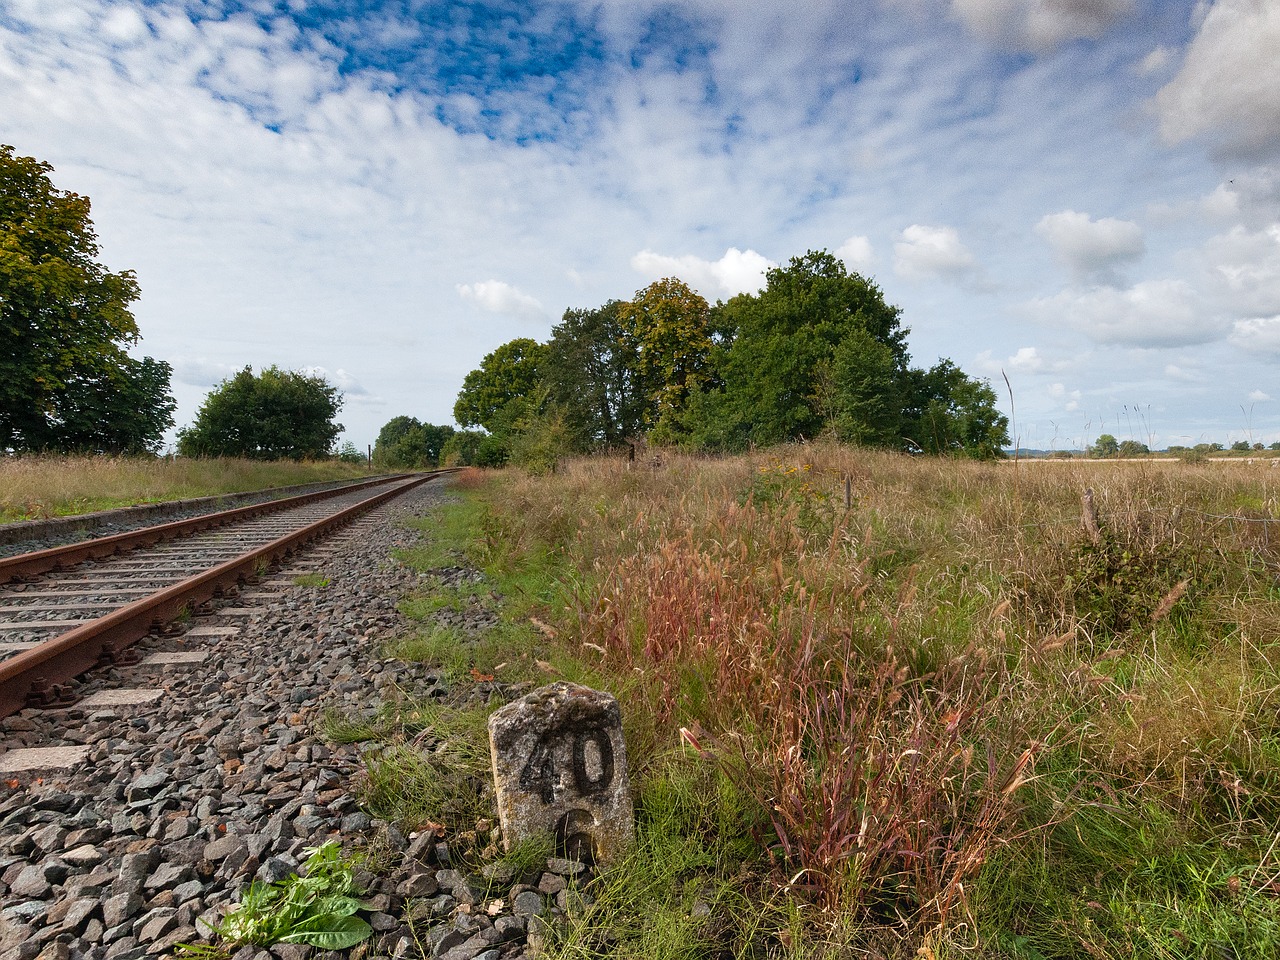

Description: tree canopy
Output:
[453,338,548,433]
[693,251,911,448]
[1,144,175,453]
[372,416,455,468]
[542,300,647,449]
[618,277,713,432]
[177,366,343,460]
[450,248,1009,464]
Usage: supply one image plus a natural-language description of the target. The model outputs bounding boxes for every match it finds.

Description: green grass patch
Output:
[543,753,792,960]
[292,573,331,588]
[397,581,489,618]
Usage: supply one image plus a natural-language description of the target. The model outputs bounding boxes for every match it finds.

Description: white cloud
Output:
[1249,389,1272,402]
[949,0,1136,50]
[1136,46,1172,76]
[1047,382,1082,412]
[1008,346,1043,371]
[1028,279,1220,347]
[893,224,978,281]
[1154,0,1280,160]
[1035,210,1144,282]
[1202,225,1280,317]
[302,366,388,409]
[301,365,378,401]
[630,247,773,299]
[835,235,875,273]
[1164,363,1202,383]
[1199,183,1241,221]
[1230,316,1280,357]
[456,280,547,321]
[172,357,241,388]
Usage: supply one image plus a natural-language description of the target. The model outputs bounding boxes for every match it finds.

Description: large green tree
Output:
[453,338,549,432]
[1,144,175,452]
[617,278,713,432]
[689,251,910,448]
[542,300,648,451]
[903,360,1008,460]
[177,366,342,460]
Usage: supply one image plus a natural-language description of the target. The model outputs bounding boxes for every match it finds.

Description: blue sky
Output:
[2,0,1278,450]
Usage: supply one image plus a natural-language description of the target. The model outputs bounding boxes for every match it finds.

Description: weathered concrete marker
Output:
[488,682,634,865]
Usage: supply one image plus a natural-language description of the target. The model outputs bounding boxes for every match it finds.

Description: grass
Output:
[0,453,377,523]
[308,448,1280,957]
[419,445,1280,958]
[292,573,331,588]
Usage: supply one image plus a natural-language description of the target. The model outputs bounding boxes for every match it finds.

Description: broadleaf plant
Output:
[200,842,373,950]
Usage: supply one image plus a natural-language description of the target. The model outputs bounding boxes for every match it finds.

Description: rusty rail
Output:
[0,471,446,718]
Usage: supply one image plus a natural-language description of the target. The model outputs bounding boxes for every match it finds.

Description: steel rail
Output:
[0,471,447,719]
[0,475,407,585]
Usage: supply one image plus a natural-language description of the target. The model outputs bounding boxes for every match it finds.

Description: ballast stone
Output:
[487,682,634,865]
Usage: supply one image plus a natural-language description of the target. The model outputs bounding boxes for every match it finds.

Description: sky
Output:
[2,0,1279,452]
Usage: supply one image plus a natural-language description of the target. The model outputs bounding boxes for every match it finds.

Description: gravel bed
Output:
[0,477,397,560]
[0,480,584,960]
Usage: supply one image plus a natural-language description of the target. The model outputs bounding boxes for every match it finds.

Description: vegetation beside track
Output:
[0,455,378,523]
[377,449,1280,958]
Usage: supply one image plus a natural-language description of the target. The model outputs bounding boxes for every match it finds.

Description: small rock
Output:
[511,891,544,918]
[9,864,52,898]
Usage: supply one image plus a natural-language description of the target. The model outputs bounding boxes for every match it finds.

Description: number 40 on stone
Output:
[487,682,635,865]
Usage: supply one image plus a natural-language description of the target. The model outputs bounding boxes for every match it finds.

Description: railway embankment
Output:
[0,480,558,960]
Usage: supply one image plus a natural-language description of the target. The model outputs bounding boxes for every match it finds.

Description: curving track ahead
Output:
[0,472,451,718]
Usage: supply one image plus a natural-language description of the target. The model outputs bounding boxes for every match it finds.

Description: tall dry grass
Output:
[0,454,376,523]
[475,444,1280,948]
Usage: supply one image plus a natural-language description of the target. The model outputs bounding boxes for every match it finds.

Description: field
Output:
[0,455,377,524]
[400,445,1280,958]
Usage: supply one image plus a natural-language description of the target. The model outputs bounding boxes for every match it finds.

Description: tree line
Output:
[406,251,1008,470]
[6,144,1005,466]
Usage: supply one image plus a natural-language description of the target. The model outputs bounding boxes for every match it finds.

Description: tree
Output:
[827,329,905,448]
[689,251,911,448]
[617,278,712,433]
[373,416,424,467]
[1,144,175,452]
[542,301,647,451]
[441,429,506,467]
[373,416,454,467]
[453,339,548,432]
[1231,440,1251,452]
[1092,434,1119,457]
[1118,439,1150,457]
[177,366,343,459]
[904,360,1008,460]
[337,440,366,464]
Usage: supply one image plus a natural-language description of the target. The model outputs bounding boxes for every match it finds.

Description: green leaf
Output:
[279,914,373,949]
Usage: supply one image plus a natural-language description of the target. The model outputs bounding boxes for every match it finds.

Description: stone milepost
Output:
[488,682,634,865]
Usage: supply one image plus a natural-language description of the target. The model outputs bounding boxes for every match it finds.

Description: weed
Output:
[292,573,331,588]
[320,708,387,744]
[187,842,372,951]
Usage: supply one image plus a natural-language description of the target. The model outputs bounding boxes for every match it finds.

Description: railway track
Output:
[0,472,450,718]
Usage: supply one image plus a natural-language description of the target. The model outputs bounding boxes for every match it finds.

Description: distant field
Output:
[0,455,377,524]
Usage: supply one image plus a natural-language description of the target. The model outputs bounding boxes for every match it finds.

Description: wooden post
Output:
[1081,488,1101,545]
